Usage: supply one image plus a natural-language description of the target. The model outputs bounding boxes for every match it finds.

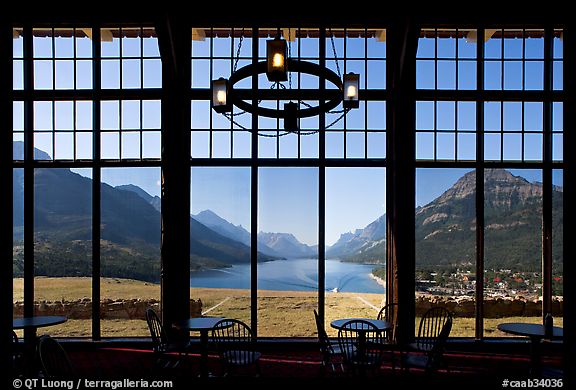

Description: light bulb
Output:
[272,53,284,68]
[346,84,357,99]
[216,90,226,104]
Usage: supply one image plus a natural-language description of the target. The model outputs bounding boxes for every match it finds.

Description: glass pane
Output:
[13,168,24,335]
[190,167,251,328]
[101,168,161,336]
[552,170,563,324]
[484,61,502,90]
[484,169,542,336]
[416,168,476,337]
[325,168,386,335]
[437,60,456,89]
[34,60,54,90]
[258,168,318,337]
[416,60,435,89]
[416,132,434,160]
[458,61,476,90]
[34,168,92,337]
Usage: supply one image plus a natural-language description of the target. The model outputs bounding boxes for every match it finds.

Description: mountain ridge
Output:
[330,169,563,271]
[258,232,316,258]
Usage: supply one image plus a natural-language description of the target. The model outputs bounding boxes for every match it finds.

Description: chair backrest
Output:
[337,319,384,368]
[426,313,453,370]
[313,309,334,360]
[415,307,453,352]
[146,308,168,352]
[212,319,257,364]
[377,302,399,343]
[38,336,74,377]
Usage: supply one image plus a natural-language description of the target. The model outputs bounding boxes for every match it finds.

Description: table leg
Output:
[529,336,542,376]
[23,328,38,376]
[199,330,208,378]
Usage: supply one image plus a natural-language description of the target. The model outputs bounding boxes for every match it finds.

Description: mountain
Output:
[328,169,563,271]
[193,210,282,258]
[257,232,316,258]
[12,142,277,282]
[117,184,161,212]
[327,215,386,261]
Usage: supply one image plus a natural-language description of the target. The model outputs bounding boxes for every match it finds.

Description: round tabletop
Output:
[13,316,68,330]
[497,323,563,339]
[330,318,391,332]
[173,317,226,331]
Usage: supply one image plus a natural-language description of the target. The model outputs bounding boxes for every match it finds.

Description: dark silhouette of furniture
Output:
[145,308,191,371]
[402,307,453,374]
[13,315,68,375]
[313,309,344,374]
[376,302,399,370]
[337,319,386,376]
[12,331,24,375]
[377,302,399,343]
[38,335,75,377]
[172,316,226,377]
[211,318,261,377]
[497,322,563,376]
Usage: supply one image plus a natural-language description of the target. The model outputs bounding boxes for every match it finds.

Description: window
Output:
[13,26,161,338]
[190,27,387,337]
[190,167,251,327]
[416,27,563,338]
[325,168,386,335]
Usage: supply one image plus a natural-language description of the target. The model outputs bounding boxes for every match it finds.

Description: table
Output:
[330,318,391,332]
[497,322,563,375]
[13,315,68,330]
[173,317,225,378]
[13,316,68,375]
[331,318,391,367]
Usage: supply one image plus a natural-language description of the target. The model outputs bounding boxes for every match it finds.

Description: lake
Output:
[190,258,385,294]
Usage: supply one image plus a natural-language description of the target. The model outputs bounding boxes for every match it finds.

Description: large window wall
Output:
[10,22,566,340]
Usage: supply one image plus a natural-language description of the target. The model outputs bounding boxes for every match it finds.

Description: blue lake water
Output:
[190,258,385,294]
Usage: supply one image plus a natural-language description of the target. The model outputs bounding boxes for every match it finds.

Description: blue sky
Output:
[15,29,564,246]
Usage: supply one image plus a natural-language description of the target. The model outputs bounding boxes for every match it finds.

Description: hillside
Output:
[12,143,276,282]
[329,169,563,272]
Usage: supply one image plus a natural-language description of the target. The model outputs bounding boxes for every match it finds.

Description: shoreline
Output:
[370,272,386,289]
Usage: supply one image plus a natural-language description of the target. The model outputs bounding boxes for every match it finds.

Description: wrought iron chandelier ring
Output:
[228,59,344,119]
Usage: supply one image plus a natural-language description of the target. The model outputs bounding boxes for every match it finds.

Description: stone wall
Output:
[414,295,563,318]
[13,298,203,320]
[15,295,563,320]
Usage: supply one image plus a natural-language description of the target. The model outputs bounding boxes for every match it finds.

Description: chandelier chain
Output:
[233,28,245,73]
[288,29,293,98]
[329,28,342,78]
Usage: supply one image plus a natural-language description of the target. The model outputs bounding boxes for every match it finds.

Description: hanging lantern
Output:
[342,72,359,109]
[267,36,288,82]
[211,78,231,113]
[284,102,298,130]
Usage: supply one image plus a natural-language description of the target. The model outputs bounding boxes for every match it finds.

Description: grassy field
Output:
[13,278,562,338]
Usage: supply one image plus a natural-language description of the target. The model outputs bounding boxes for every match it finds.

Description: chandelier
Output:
[211,29,359,137]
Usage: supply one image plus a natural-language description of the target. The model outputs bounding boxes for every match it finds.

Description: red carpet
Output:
[66,346,563,384]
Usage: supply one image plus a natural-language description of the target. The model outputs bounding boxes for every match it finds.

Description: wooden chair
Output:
[376,302,399,371]
[402,307,453,374]
[377,302,399,344]
[337,319,384,376]
[38,336,75,377]
[211,319,261,377]
[313,309,344,374]
[145,308,190,371]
